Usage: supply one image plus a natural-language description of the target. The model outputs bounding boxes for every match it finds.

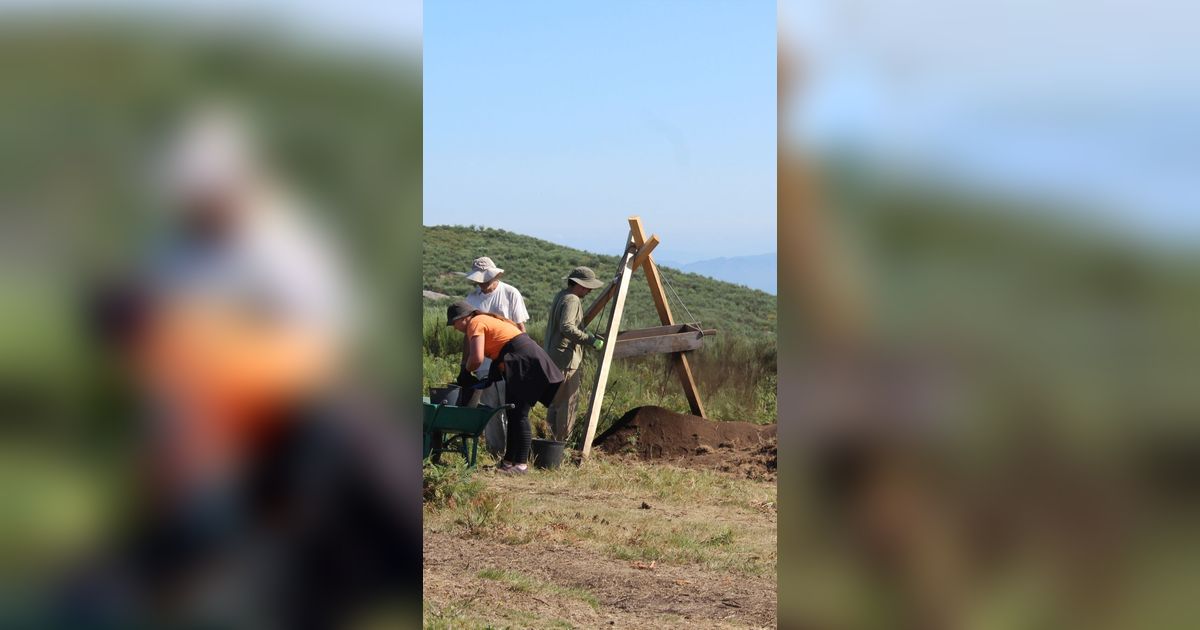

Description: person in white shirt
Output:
[463,256,528,331]
[462,256,528,457]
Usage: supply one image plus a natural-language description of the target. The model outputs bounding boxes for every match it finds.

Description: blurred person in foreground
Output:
[542,266,606,443]
[70,106,416,628]
[461,256,529,457]
[141,106,354,507]
[448,301,561,474]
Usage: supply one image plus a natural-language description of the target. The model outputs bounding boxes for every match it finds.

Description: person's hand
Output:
[456,366,480,388]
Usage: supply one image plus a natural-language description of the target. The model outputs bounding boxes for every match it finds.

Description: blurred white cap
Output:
[164,105,261,203]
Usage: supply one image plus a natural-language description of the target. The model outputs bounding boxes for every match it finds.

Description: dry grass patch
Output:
[423,600,574,630]
[532,455,776,510]
[424,453,777,576]
[477,568,600,609]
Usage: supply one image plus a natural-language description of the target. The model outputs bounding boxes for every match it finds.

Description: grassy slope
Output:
[423,225,776,338]
[422,226,779,429]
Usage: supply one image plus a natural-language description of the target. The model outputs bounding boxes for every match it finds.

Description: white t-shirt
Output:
[464,280,528,377]
[465,281,528,325]
[152,200,355,344]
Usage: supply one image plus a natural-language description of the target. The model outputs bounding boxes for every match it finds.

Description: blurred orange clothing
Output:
[137,303,334,464]
[466,314,521,360]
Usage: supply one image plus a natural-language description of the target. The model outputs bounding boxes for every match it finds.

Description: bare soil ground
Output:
[595,406,777,481]
[423,454,777,629]
[424,530,775,629]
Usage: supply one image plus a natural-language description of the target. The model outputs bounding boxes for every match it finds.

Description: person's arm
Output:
[512,291,530,333]
[464,333,486,372]
[556,296,593,345]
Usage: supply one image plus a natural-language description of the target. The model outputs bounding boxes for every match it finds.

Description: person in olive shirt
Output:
[543,267,607,442]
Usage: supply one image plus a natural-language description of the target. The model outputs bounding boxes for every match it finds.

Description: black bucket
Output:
[530,439,566,470]
[428,384,461,406]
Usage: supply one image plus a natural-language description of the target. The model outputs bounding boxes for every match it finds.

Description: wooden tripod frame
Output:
[578,216,709,458]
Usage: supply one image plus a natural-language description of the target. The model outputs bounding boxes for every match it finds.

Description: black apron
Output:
[488,333,564,407]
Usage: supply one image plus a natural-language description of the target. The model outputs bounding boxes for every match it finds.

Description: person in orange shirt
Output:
[448,301,563,473]
[70,107,418,627]
[136,106,355,501]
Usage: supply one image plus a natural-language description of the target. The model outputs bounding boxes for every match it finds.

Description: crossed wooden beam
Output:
[578,216,710,458]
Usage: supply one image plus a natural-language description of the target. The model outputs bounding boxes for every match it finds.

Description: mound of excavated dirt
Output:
[594,406,777,481]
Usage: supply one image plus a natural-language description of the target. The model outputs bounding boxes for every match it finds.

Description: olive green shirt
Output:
[543,288,595,371]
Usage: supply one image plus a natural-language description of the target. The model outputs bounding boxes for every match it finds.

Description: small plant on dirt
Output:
[477,569,600,610]
[455,490,510,537]
[424,459,511,536]
[477,568,533,593]
[703,527,735,547]
[422,459,483,508]
[423,602,475,630]
[531,414,550,439]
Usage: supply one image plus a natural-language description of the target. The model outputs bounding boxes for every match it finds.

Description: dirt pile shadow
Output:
[594,406,777,481]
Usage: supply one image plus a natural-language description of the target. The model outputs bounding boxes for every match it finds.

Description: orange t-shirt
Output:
[466,315,522,360]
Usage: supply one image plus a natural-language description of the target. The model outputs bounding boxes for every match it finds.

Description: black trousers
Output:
[59,397,422,630]
[503,401,534,464]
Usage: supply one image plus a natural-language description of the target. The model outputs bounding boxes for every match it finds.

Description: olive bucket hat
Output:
[446,300,478,326]
[565,266,606,289]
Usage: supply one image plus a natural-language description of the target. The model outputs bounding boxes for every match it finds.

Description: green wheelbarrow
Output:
[423,402,512,468]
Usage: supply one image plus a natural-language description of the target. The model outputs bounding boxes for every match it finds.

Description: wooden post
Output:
[581,233,655,325]
[579,232,637,458]
[630,234,660,271]
[628,216,707,417]
[582,282,616,327]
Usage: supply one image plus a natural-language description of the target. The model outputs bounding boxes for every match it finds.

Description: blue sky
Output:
[5,0,422,56]
[782,0,1200,245]
[424,0,776,264]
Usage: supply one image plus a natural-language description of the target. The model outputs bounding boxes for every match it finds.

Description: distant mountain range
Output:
[667,254,776,294]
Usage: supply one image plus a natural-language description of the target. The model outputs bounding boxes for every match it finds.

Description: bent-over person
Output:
[448,301,562,474]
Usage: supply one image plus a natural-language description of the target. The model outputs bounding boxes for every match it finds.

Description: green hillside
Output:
[423,225,776,338]
[421,225,778,431]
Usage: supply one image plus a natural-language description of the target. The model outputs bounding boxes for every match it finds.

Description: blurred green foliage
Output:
[0,22,421,427]
[832,175,1200,442]
[0,22,421,589]
[777,167,1200,629]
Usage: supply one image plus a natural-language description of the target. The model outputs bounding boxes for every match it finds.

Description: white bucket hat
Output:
[464,256,504,283]
[164,104,260,204]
